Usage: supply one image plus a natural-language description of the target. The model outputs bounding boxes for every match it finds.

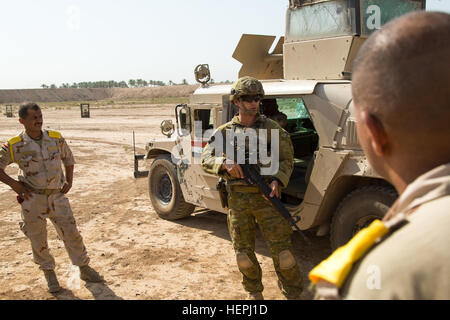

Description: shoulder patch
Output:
[48,130,61,139]
[7,136,22,163]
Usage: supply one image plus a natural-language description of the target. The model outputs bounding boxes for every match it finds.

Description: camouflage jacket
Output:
[0,130,75,190]
[201,113,294,187]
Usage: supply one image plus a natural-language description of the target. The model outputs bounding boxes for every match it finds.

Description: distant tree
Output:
[128,79,136,88]
[41,84,48,89]
[181,79,188,85]
[118,81,128,88]
[149,80,166,86]
[168,80,174,86]
[50,84,57,89]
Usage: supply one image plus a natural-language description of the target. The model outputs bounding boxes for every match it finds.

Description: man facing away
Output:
[309,11,450,299]
[0,103,103,293]
[201,77,304,300]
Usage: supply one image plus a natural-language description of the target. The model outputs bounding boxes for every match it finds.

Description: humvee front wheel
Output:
[330,186,397,250]
[148,155,195,220]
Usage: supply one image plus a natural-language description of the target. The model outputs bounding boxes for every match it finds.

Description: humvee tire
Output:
[330,186,397,250]
[148,155,195,220]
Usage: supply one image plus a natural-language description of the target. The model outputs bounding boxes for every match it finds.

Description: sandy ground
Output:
[0,105,331,300]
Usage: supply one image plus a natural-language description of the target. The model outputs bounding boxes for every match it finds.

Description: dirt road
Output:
[0,106,331,300]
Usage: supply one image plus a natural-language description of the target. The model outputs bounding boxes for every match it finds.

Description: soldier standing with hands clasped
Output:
[201,77,303,300]
[0,102,103,293]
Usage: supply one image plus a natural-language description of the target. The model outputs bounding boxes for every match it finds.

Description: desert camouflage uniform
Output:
[202,113,303,298]
[0,130,89,270]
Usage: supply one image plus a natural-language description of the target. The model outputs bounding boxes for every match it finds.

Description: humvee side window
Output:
[277,98,309,120]
[275,98,314,134]
[194,109,214,138]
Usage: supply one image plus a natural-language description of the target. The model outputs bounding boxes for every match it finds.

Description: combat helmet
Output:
[230,76,265,101]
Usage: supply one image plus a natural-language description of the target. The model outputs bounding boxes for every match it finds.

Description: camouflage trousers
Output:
[227,190,303,298]
[19,192,89,270]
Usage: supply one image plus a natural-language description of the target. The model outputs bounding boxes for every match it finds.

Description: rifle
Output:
[217,123,311,245]
[239,163,311,245]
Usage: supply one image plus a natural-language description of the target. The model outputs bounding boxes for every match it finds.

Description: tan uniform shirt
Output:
[341,163,450,299]
[0,130,75,190]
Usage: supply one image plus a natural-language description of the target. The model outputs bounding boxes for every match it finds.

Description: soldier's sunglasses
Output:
[240,95,263,103]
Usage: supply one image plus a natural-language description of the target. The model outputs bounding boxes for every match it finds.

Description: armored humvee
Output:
[136,0,425,249]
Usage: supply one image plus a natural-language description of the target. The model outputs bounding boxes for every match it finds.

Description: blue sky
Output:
[0,0,448,89]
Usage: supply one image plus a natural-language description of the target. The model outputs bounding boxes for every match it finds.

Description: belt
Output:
[27,187,60,196]
[228,185,260,193]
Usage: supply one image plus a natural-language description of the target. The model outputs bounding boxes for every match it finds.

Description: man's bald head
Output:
[352,11,450,192]
[352,11,450,141]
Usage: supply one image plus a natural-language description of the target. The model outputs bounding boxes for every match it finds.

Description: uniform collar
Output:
[22,130,50,143]
[384,163,450,222]
[231,113,266,127]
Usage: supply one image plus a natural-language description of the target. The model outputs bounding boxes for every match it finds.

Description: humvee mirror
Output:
[175,104,191,136]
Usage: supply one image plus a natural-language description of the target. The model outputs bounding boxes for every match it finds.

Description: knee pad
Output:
[236,252,253,270]
[279,249,296,270]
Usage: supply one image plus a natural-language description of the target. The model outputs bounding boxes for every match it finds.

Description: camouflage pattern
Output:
[201,111,302,298]
[201,113,294,188]
[0,130,89,270]
[227,191,303,297]
[229,76,265,101]
[20,191,89,270]
[0,130,75,190]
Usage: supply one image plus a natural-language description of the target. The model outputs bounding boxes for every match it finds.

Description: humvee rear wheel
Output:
[330,186,397,250]
[148,155,195,220]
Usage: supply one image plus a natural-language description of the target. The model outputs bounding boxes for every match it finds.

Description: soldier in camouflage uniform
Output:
[0,103,103,293]
[201,77,303,300]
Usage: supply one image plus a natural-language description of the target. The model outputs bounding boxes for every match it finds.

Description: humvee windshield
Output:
[262,97,318,204]
[286,0,424,41]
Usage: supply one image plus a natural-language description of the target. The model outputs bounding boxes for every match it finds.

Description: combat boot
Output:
[43,270,62,293]
[278,280,303,300]
[247,291,264,300]
[79,265,104,282]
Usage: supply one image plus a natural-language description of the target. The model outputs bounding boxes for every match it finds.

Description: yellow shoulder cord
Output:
[309,213,407,299]
[47,130,61,139]
[7,136,22,163]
